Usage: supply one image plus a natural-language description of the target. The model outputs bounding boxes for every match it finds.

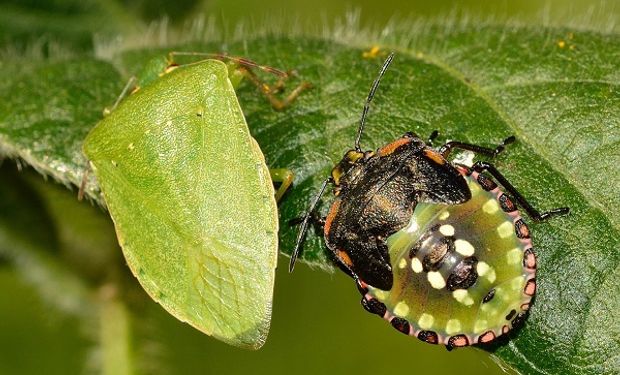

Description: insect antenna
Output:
[289,177,332,272]
[354,52,395,152]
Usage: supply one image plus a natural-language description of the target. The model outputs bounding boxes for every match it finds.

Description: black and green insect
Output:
[289,52,569,350]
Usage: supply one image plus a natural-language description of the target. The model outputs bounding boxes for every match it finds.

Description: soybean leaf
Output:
[0,23,618,374]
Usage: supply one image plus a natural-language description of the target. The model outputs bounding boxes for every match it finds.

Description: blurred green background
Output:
[0,0,616,374]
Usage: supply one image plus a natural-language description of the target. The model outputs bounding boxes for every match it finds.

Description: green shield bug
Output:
[83,55,308,349]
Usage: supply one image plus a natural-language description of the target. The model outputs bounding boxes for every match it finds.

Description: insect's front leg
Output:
[269,168,294,202]
[103,77,138,116]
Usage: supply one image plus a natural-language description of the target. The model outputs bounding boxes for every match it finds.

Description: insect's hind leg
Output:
[167,51,312,111]
[472,161,570,221]
[439,136,516,158]
[236,66,312,110]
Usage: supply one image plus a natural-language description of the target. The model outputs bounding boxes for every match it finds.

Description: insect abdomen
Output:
[362,172,535,348]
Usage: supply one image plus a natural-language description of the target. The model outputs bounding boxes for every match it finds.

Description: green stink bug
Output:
[83,56,305,349]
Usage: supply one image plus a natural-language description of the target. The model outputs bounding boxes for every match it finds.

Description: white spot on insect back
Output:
[418,313,435,329]
[507,248,522,265]
[483,199,500,214]
[446,319,462,334]
[510,276,525,290]
[439,211,450,220]
[477,261,496,283]
[394,301,410,317]
[411,258,423,273]
[497,221,514,238]
[455,239,475,256]
[487,270,497,283]
[474,319,489,333]
[428,271,446,289]
[440,225,455,236]
[398,258,407,269]
[452,289,474,306]
[477,261,490,276]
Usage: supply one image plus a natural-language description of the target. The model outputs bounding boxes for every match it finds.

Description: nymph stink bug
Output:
[290,53,569,350]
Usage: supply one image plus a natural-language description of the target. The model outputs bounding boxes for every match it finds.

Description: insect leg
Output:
[439,136,516,158]
[269,168,294,202]
[167,51,312,110]
[427,130,439,146]
[235,66,312,110]
[80,76,138,200]
[289,178,332,272]
[77,164,90,201]
[472,161,570,221]
[103,76,138,116]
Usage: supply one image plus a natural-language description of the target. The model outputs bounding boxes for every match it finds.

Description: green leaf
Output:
[0,23,618,374]
[0,58,123,190]
[83,60,279,349]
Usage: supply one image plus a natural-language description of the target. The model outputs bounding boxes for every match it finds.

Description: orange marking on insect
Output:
[524,279,536,296]
[516,219,531,238]
[423,149,446,165]
[456,165,470,175]
[324,199,341,235]
[337,249,353,267]
[450,335,469,347]
[499,193,517,212]
[478,331,496,343]
[424,333,438,344]
[502,325,510,335]
[378,138,411,156]
[524,249,537,269]
[521,303,531,311]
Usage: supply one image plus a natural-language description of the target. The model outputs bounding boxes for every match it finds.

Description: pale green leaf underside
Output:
[83,60,279,349]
